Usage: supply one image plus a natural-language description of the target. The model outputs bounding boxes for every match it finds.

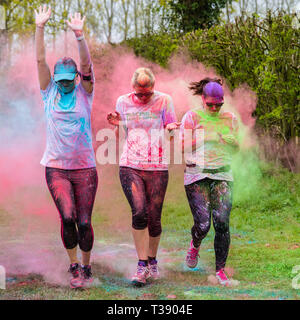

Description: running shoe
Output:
[147,259,159,280]
[216,268,231,286]
[68,263,83,289]
[131,262,149,286]
[185,240,200,268]
[81,264,94,286]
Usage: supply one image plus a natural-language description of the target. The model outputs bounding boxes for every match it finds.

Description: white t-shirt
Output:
[116,91,177,171]
[40,78,96,169]
[180,106,238,185]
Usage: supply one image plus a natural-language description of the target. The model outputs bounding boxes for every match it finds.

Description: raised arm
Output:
[34,5,51,90]
[66,13,93,94]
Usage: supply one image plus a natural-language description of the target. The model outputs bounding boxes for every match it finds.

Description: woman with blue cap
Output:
[35,5,98,288]
[180,78,239,286]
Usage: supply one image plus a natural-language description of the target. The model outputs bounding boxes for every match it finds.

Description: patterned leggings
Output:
[119,166,169,237]
[185,178,233,271]
[46,167,98,252]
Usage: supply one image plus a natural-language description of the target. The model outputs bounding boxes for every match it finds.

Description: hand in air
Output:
[66,12,86,34]
[107,112,121,126]
[34,5,51,27]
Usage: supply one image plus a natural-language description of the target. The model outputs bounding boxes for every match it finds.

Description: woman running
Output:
[180,78,239,286]
[107,68,180,286]
[35,6,98,288]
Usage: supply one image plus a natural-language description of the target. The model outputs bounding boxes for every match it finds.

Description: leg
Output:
[148,236,160,258]
[81,250,92,266]
[119,167,149,285]
[185,178,211,247]
[67,247,79,264]
[210,180,233,272]
[45,167,78,263]
[132,228,149,261]
[119,167,148,260]
[72,167,98,265]
[144,170,169,258]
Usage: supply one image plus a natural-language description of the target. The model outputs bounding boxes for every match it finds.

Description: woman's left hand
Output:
[66,12,85,35]
[166,122,181,132]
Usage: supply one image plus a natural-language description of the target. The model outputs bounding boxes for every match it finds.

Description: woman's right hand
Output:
[35,5,51,28]
[107,111,121,126]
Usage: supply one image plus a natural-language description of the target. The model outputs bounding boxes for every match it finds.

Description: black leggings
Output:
[119,166,169,237]
[46,167,98,252]
[185,178,233,271]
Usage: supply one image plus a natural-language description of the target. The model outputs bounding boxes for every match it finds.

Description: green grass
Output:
[0,158,300,300]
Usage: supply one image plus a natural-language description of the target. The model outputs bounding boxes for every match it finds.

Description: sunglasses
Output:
[57,79,75,84]
[206,102,224,108]
[134,92,153,98]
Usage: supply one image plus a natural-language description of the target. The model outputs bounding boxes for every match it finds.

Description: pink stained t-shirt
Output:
[116,91,177,171]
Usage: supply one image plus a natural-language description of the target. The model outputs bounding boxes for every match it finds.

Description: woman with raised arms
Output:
[35,5,98,288]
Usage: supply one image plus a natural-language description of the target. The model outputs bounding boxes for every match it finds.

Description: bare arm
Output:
[218,114,240,152]
[34,5,51,90]
[66,13,93,94]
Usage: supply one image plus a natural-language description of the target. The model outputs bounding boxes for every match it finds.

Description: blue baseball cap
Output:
[54,57,78,82]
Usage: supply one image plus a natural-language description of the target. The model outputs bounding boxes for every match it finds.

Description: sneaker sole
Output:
[70,280,84,289]
[186,261,198,269]
[217,280,231,286]
[131,278,146,287]
[215,276,230,286]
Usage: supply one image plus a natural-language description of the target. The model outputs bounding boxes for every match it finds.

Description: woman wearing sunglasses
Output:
[35,6,98,288]
[180,78,239,286]
[107,67,180,286]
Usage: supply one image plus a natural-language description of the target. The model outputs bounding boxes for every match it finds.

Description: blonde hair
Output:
[131,67,155,88]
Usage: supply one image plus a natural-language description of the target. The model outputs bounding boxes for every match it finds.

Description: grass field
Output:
[0,153,300,300]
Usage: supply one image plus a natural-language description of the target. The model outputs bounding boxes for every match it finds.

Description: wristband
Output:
[82,74,92,81]
[81,72,94,83]
[169,129,175,137]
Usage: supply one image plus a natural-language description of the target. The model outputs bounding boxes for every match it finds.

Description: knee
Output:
[62,216,76,227]
[214,218,230,234]
[148,222,162,237]
[77,219,92,232]
[77,220,93,252]
[132,208,148,230]
[194,220,211,236]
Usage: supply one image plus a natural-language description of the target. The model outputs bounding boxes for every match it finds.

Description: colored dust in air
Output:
[0,36,284,299]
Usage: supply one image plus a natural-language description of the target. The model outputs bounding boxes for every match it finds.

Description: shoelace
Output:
[82,266,92,278]
[69,264,80,276]
[216,269,228,281]
[150,264,157,272]
[187,247,199,259]
[136,265,146,275]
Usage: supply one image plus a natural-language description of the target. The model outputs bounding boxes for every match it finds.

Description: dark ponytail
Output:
[189,77,223,96]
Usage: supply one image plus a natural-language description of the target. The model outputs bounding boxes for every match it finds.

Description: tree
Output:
[164,0,231,32]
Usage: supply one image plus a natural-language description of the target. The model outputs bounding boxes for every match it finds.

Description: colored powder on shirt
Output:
[116,91,177,170]
[40,78,96,170]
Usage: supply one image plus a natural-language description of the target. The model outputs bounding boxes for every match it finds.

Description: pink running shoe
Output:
[216,268,231,286]
[185,240,200,268]
[81,265,94,287]
[131,262,149,286]
[147,259,160,280]
[68,263,83,289]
